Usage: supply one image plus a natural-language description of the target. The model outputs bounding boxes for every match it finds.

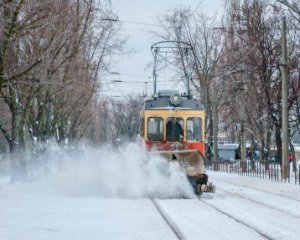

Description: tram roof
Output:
[144,90,205,110]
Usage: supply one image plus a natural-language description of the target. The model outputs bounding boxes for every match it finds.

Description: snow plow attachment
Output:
[153,149,216,195]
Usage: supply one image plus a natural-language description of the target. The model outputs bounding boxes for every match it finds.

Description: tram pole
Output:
[281,16,289,179]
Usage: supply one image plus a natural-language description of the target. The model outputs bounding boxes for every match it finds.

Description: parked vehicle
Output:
[268,152,293,164]
[268,153,280,163]
[218,155,235,163]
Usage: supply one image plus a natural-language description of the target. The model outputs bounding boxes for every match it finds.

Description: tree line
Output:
[1,0,300,179]
[155,0,300,166]
[0,0,143,179]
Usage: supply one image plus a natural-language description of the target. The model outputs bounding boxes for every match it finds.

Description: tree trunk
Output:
[275,125,282,166]
[289,139,297,173]
[10,107,26,182]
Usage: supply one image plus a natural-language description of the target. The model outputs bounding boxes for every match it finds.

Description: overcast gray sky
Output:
[104,0,225,97]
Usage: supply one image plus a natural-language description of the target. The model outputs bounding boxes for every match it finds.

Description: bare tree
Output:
[223,0,300,165]
[109,95,143,144]
[0,0,125,180]
[156,7,226,160]
[277,0,300,22]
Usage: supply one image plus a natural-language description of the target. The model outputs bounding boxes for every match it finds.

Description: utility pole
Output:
[212,81,218,163]
[240,65,246,164]
[281,16,289,179]
[237,64,247,173]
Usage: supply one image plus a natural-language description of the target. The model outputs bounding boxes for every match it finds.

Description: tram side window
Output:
[187,118,202,141]
[147,117,163,141]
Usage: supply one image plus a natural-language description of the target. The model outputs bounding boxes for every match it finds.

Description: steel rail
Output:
[151,199,185,240]
[216,181,300,203]
[216,190,300,219]
[199,199,274,240]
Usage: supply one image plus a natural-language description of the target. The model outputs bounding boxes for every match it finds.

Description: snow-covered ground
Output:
[1,171,300,239]
[1,145,300,240]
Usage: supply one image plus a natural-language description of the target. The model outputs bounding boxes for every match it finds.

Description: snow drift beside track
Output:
[8,143,195,198]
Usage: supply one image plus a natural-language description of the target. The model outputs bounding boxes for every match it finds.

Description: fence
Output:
[207,161,300,185]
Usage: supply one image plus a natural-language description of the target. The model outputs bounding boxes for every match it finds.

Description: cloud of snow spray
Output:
[14,143,195,198]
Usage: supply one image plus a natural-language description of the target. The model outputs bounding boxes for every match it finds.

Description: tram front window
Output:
[166,117,183,141]
[187,117,202,141]
[147,117,163,141]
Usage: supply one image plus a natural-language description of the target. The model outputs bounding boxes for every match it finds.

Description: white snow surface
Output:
[1,146,300,239]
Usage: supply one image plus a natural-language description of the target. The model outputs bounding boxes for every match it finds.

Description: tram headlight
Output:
[170,93,182,106]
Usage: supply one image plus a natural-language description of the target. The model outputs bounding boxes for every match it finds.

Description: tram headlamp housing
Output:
[170,93,182,106]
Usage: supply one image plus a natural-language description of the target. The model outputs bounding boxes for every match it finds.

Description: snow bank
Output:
[4,143,195,199]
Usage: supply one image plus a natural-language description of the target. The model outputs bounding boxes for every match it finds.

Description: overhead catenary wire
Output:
[119,20,161,27]
[223,17,281,77]
[105,79,179,84]
[111,73,149,79]
[102,18,160,27]
[192,0,204,15]
[103,3,216,94]
[108,72,178,80]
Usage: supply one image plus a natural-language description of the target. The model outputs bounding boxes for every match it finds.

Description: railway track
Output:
[198,198,274,240]
[215,189,300,219]
[152,183,300,240]
[151,199,185,240]
[152,197,273,240]
[216,180,300,203]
